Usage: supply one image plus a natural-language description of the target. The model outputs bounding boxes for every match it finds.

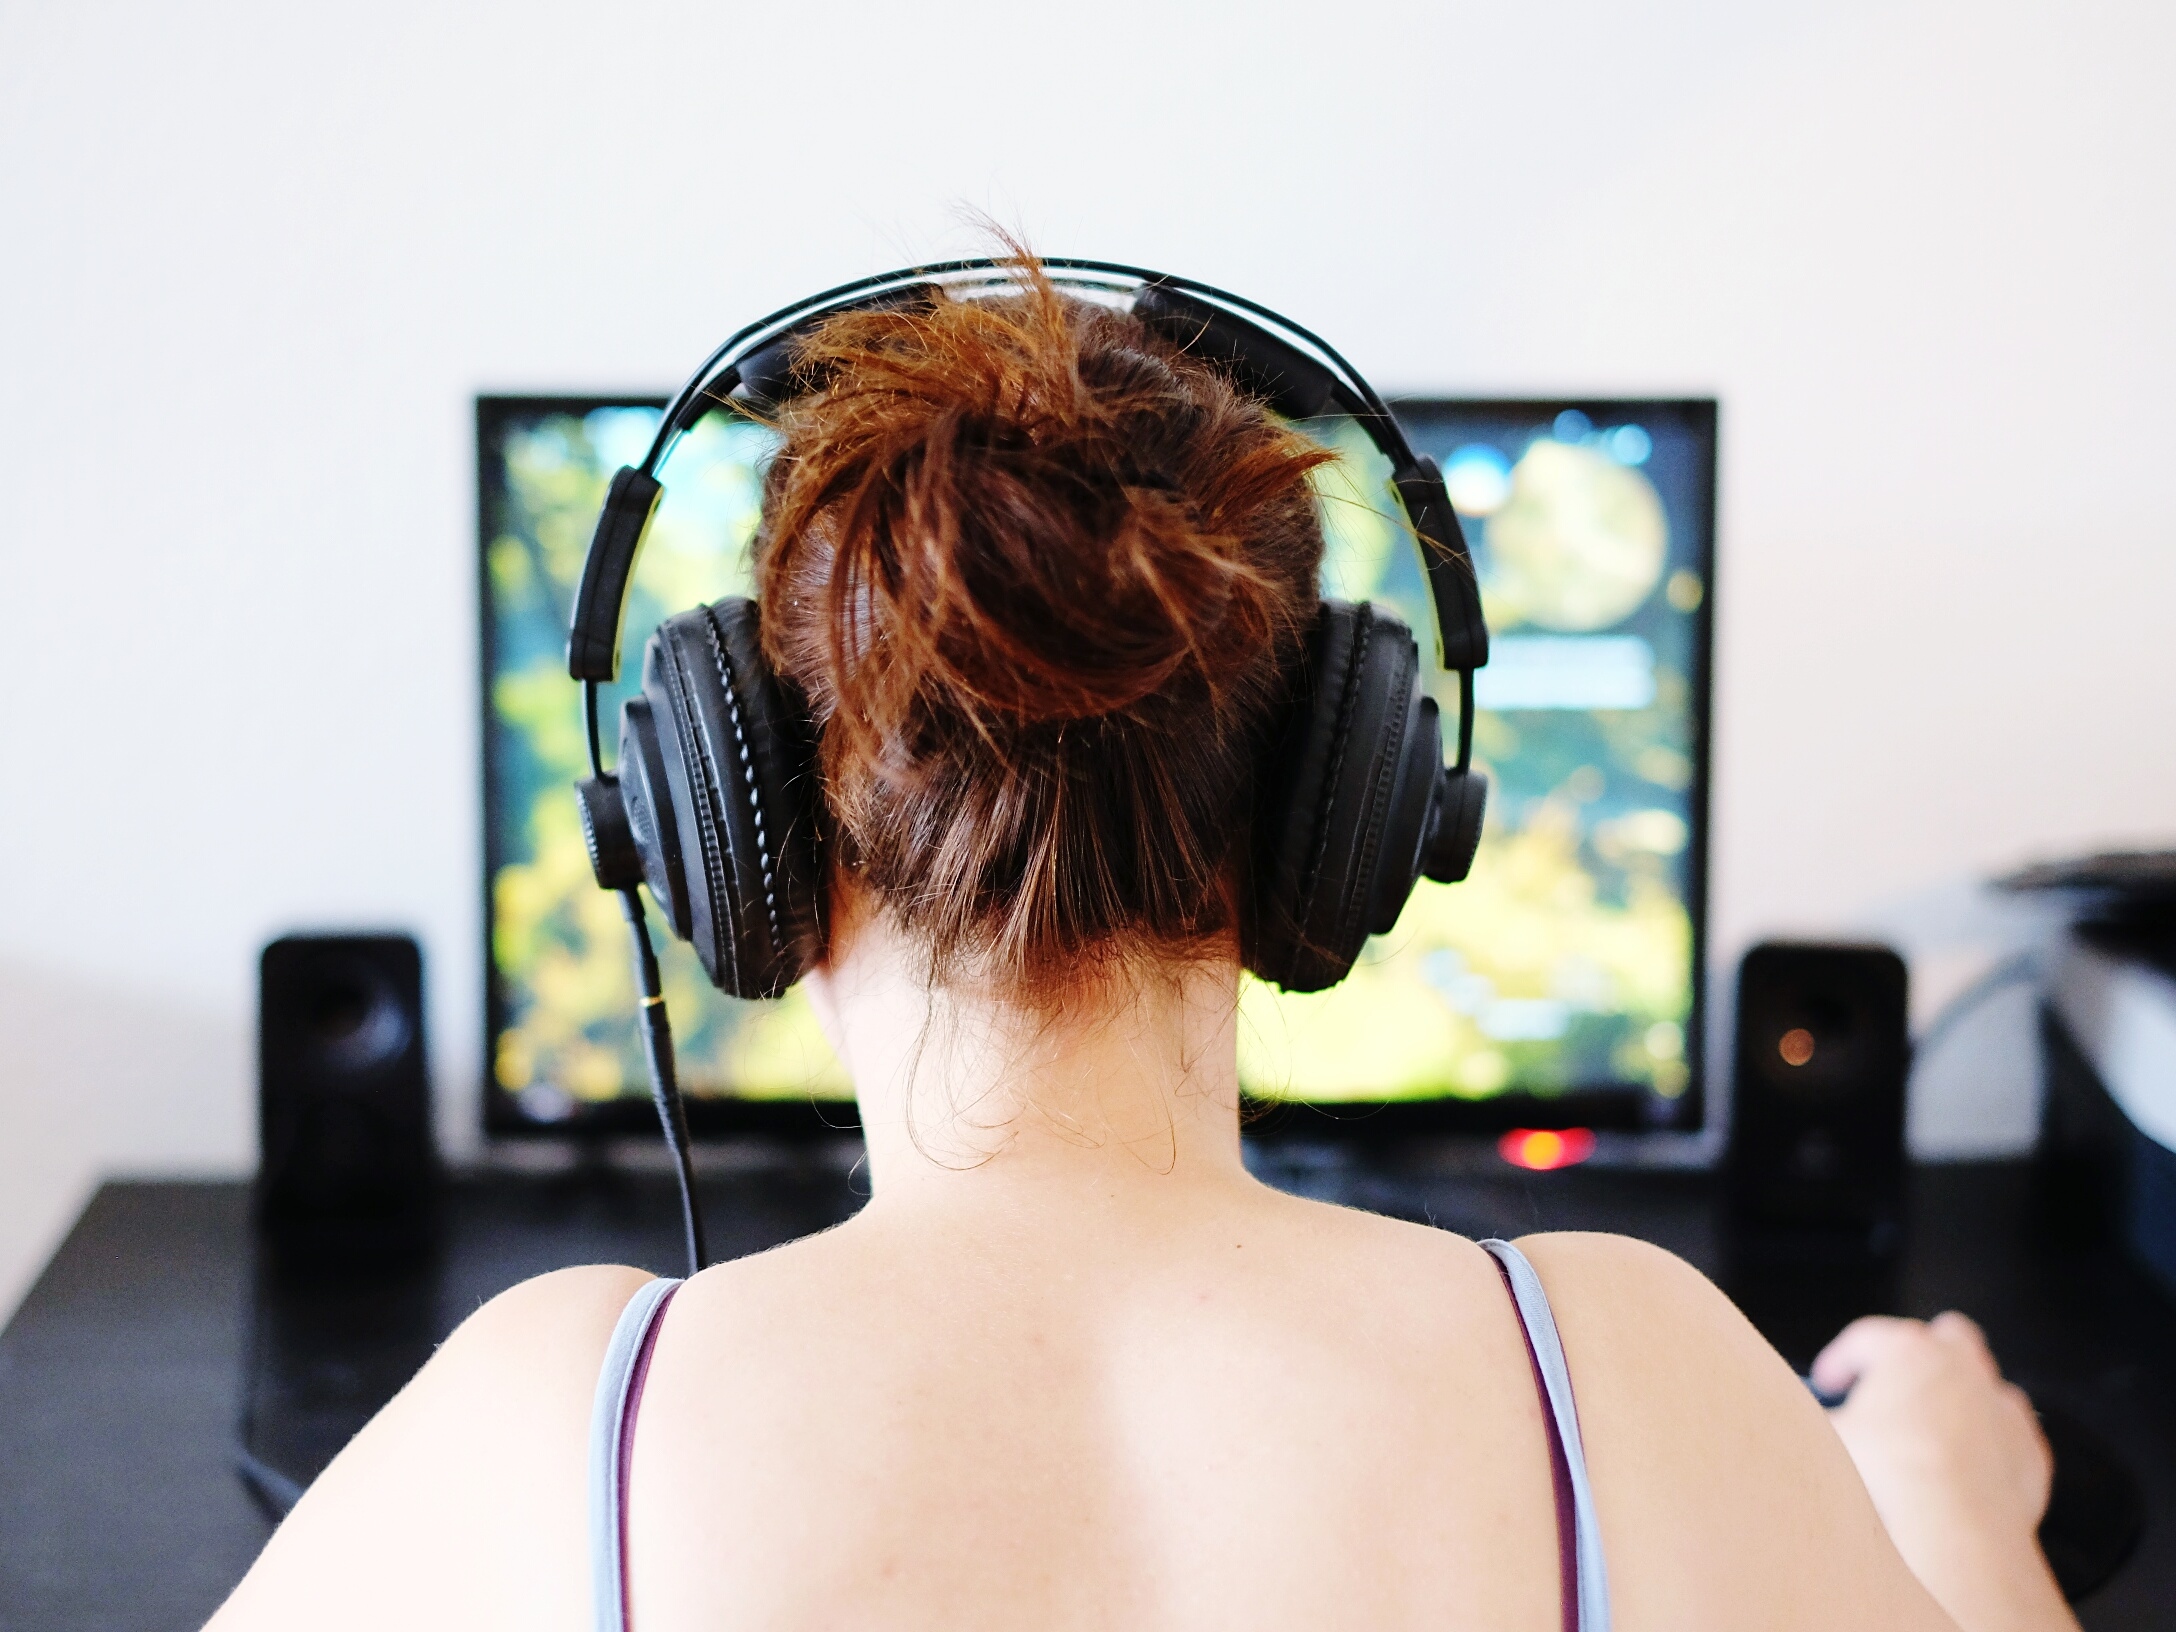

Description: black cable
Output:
[621,889,708,1275]
[231,1283,306,1520]
[234,1445,307,1520]
[584,679,605,780]
[1912,949,2043,1063]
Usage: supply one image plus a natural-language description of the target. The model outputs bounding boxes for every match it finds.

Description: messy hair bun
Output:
[754,259,1330,994]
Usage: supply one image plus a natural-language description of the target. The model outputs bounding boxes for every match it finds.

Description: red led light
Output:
[1498,1127,1597,1171]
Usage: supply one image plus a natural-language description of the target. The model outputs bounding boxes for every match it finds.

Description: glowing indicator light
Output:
[1778,1028,1816,1067]
[1498,1127,1597,1171]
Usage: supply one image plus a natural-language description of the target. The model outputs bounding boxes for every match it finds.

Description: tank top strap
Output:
[587,1275,683,1632]
[1479,1239,1612,1632]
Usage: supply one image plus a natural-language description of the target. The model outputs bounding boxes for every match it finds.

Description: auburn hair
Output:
[753,259,1331,999]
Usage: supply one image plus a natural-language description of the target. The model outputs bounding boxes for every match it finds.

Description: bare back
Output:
[209,1180,1953,1632]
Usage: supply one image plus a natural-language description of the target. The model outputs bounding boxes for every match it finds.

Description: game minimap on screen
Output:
[480,394,1714,1137]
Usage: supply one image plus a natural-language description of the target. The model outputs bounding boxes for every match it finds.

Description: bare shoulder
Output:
[1267,1183,1507,1270]
[1512,1233,1955,1631]
[206,1264,655,1632]
[1511,1230,1764,1369]
[436,1261,659,1379]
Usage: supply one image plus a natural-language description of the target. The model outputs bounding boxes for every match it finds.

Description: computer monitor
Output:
[478,395,1715,1141]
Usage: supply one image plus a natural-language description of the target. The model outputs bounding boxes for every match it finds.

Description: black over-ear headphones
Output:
[566,260,1490,1271]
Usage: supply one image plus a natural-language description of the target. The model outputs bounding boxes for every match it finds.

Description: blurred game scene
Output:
[479,394,1714,1134]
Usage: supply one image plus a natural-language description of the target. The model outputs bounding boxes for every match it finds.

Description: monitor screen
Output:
[479,395,1714,1138]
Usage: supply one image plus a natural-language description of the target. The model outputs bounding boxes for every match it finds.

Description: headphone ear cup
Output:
[1365,690,1445,936]
[1250,601,1436,994]
[615,692,693,940]
[1251,604,1360,991]
[638,597,822,998]
[1424,768,1489,886]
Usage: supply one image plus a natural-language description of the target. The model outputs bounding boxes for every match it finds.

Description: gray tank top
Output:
[588,1237,1610,1631]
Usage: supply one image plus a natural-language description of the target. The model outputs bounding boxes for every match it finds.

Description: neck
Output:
[804,901,1252,1216]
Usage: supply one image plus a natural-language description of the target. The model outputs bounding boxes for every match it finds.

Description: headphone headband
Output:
[567,259,1489,705]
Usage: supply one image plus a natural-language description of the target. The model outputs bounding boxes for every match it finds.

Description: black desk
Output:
[3,1160,2173,1630]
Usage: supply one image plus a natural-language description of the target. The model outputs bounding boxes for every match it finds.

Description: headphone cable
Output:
[620,889,709,1276]
[584,680,705,1274]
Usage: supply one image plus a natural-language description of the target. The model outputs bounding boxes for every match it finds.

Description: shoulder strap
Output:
[1480,1239,1612,1632]
[588,1276,683,1632]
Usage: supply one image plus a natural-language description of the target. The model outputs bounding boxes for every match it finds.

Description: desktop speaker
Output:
[256,934,438,1267]
[1726,941,1909,1262]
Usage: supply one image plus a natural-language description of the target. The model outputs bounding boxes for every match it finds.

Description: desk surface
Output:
[3,1159,2173,1630]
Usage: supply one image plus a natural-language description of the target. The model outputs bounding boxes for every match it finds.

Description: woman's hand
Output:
[1813,1313,2079,1632]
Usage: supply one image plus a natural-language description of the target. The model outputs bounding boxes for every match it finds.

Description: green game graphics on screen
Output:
[480,397,1712,1128]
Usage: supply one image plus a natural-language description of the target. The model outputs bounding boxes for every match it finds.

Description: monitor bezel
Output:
[476,394,1718,1144]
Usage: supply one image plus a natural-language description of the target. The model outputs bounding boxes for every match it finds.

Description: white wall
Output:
[3,0,2172,1314]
